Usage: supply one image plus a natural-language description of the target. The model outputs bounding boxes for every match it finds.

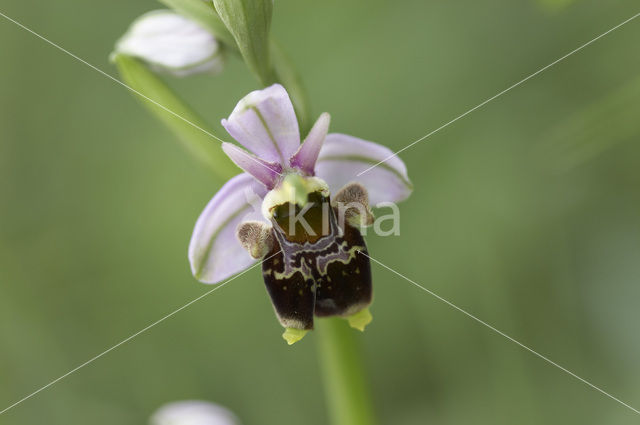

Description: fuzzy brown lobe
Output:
[333,182,374,227]
[236,221,274,259]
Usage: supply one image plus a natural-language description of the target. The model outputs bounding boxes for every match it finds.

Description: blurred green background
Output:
[1,0,639,424]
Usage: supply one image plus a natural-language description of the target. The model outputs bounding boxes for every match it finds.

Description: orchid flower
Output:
[115,10,223,77]
[189,84,412,343]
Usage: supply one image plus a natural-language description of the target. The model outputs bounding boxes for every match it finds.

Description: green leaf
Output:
[157,0,237,48]
[114,54,236,180]
[213,0,274,84]
[542,75,640,170]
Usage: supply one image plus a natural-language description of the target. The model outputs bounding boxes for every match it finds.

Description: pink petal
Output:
[222,143,282,189]
[289,112,330,175]
[221,84,300,164]
[189,173,268,284]
[315,133,413,205]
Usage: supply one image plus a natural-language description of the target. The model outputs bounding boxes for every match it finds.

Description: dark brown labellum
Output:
[261,193,372,330]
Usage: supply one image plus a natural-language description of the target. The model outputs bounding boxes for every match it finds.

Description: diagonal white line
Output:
[357,11,640,177]
[0,10,283,177]
[0,11,225,143]
[359,251,640,415]
[0,253,276,416]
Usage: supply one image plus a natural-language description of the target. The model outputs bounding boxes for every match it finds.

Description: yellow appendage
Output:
[347,308,372,331]
[282,328,309,345]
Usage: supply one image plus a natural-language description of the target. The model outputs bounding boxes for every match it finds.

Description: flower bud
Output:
[115,10,223,77]
[150,400,239,425]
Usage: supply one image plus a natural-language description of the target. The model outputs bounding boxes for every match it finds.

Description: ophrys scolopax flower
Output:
[189,84,412,344]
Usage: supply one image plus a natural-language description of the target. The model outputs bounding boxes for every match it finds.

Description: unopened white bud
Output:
[150,400,240,425]
[115,11,223,77]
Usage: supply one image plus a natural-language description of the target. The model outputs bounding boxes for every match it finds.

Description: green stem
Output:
[317,318,376,425]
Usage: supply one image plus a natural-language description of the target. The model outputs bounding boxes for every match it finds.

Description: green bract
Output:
[113,54,236,179]
[213,0,274,84]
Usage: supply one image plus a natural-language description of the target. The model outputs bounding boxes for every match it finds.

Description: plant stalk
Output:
[317,318,376,425]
